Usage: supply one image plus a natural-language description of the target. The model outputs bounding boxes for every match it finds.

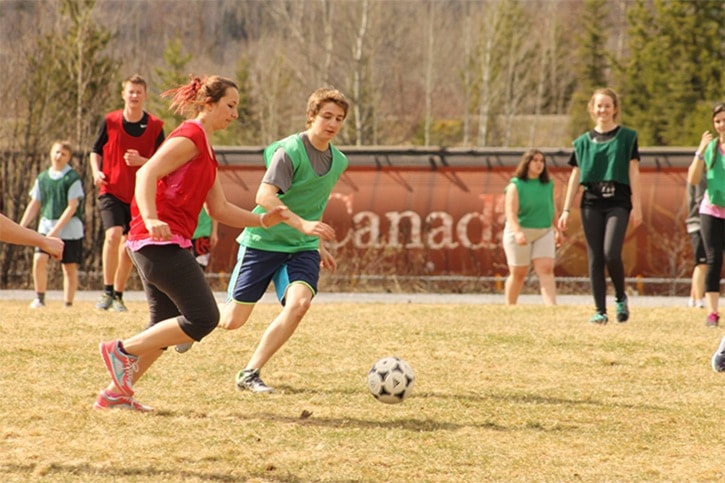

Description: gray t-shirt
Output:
[262,133,332,194]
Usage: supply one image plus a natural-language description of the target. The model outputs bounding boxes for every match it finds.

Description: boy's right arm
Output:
[90,152,106,187]
[19,199,41,228]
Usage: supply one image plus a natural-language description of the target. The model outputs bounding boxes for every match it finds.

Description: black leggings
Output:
[129,244,219,341]
[700,213,725,293]
[581,205,630,313]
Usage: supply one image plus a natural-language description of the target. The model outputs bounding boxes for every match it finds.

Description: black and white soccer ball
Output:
[367,356,415,404]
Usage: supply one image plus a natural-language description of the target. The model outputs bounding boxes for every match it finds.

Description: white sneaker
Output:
[712,336,725,372]
[29,299,45,309]
[697,299,706,309]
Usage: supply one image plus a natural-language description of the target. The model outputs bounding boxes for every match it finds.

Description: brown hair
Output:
[122,74,147,91]
[587,87,620,123]
[513,149,549,183]
[50,140,73,155]
[162,75,238,118]
[306,87,350,128]
[712,102,725,119]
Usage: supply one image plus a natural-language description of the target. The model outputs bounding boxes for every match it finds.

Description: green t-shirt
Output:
[506,177,554,229]
[704,139,725,206]
[574,126,637,185]
[38,168,83,221]
[193,208,212,239]
[238,134,348,252]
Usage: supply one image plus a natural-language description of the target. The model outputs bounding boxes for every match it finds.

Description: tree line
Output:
[0,0,723,286]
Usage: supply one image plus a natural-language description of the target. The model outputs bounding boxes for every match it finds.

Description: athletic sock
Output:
[104,284,113,296]
[113,291,123,300]
[36,292,45,304]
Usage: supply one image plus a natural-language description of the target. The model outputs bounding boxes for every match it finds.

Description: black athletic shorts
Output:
[99,193,131,234]
[35,238,83,264]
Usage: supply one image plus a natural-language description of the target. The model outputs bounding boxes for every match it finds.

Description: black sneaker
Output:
[589,312,608,325]
[236,369,274,393]
[615,296,629,323]
[96,293,113,310]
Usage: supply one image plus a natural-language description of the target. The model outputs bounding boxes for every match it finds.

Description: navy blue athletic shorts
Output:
[226,245,320,306]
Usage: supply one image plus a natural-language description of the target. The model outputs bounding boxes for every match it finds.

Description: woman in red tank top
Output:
[94,76,288,412]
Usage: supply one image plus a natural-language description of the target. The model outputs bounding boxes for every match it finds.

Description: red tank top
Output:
[128,120,218,242]
[101,110,164,203]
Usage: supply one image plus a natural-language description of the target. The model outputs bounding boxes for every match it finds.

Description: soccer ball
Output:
[367,356,415,404]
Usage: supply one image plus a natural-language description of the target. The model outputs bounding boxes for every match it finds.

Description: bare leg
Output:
[246,283,313,370]
[692,263,706,301]
[103,317,192,394]
[102,226,124,286]
[706,292,719,315]
[533,257,557,306]
[62,262,78,305]
[114,237,134,292]
[505,265,529,305]
[33,252,49,294]
[219,301,255,330]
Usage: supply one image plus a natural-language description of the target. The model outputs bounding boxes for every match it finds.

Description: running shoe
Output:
[29,299,45,309]
[589,313,608,325]
[175,342,194,354]
[706,313,720,328]
[99,340,138,396]
[236,369,274,393]
[615,296,629,323]
[96,293,114,310]
[112,296,128,312]
[711,336,725,372]
[93,389,153,412]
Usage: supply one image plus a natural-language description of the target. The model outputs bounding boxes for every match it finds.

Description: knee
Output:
[285,297,312,322]
[535,265,554,277]
[105,227,124,245]
[509,266,528,282]
[187,305,220,341]
[219,303,250,330]
[603,250,622,266]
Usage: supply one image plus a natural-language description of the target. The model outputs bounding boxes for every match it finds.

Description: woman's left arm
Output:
[629,159,642,229]
[205,177,288,229]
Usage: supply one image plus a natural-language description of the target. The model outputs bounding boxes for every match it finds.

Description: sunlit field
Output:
[1,298,724,481]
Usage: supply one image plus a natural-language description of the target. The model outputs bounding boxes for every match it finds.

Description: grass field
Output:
[1,299,724,482]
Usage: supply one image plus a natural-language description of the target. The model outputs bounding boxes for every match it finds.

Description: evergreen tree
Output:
[568,0,610,139]
[151,37,192,132]
[212,55,261,146]
[2,0,118,284]
[620,0,724,145]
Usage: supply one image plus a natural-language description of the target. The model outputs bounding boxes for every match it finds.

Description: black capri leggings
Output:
[129,244,219,341]
[581,205,630,313]
[700,213,725,293]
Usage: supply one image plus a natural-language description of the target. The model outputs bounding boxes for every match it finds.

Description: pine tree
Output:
[568,0,610,139]
[150,38,192,132]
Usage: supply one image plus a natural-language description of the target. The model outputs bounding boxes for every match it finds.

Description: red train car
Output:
[212,147,693,284]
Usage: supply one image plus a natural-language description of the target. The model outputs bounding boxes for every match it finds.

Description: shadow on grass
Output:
[130,385,667,434]
[0,462,304,482]
[273,384,668,412]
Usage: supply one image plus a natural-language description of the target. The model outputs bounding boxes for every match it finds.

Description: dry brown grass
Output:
[1,299,724,481]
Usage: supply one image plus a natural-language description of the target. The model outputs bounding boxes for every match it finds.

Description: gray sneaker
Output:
[236,369,274,393]
[175,342,194,353]
[711,335,725,372]
[112,297,128,312]
[96,293,114,310]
